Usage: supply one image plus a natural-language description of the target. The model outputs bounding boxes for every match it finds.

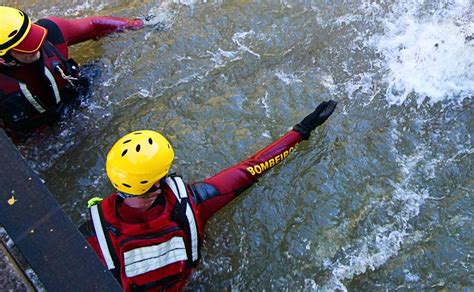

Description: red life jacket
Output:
[0,34,82,133]
[90,176,200,291]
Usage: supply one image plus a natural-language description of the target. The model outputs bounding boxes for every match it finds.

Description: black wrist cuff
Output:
[293,124,311,140]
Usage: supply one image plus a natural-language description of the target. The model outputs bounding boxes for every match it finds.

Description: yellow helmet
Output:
[106,130,175,195]
[0,6,47,56]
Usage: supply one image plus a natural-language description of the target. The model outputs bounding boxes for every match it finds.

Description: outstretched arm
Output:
[46,16,143,46]
[189,100,338,226]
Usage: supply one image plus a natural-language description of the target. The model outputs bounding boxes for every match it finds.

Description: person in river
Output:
[80,100,337,290]
[0,6,144,141]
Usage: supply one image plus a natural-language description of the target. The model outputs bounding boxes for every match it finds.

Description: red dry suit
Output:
[81,130,303,291]
[0,16,143,137]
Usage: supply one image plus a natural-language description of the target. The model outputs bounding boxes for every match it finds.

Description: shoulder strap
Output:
[165,176,200,263]
[90,204,121,279]
[43,41,68,63]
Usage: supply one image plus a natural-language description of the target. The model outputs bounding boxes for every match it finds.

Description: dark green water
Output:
[12,0,473,290]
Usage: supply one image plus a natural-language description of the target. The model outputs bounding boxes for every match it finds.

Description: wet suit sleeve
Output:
[44,16,144,46]
[189,130,303,226]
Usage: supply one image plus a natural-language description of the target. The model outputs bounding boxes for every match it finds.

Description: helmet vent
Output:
[122,183,132,188]
[134,132,142,135]
[123,139,132,144]
[8,30,17,38]
[136,144,141,152]
[140,181,148,184]
[19,11,24,16]
[167,144,170,149]
[121,149,128,156]
[148,138,153,145]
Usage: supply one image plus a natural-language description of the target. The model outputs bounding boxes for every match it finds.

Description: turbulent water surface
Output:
[7,0,473,290]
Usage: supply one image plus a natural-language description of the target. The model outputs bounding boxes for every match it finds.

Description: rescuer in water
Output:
[0,6,143,141]
[81,100,337,291]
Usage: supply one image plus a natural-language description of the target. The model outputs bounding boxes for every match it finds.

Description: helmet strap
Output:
[159,175,168,186]
[116,176,168,199]
[0,54,15,66]
[144,176,167,194]
[117,192,135,199]
[1,51,38,67]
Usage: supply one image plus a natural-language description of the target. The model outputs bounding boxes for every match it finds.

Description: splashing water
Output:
[143,4,176,30]
[323,126,432,291]
[275,71,303,85]
[368,0,474,105]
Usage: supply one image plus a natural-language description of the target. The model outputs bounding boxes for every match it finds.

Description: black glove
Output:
[293,100,337,140]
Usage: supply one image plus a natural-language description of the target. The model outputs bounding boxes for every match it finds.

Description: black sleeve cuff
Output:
[293,124,310,140]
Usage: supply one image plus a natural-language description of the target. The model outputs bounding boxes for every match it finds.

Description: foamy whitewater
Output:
[368,0,474,105]
[322,125,431,291]
[318,1,473,290]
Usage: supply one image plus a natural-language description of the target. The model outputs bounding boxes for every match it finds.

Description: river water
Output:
[8,0,473,290]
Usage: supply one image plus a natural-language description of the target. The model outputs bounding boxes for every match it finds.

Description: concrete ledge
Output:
[0,238,33,291]
[0,129,121,291]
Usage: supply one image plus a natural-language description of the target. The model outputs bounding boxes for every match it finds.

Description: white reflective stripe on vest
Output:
[165,176,199,262]
[175,177,188,199]
[43,67,61,104]
[90,205,115,270]
[175,178,199,262]
[166,177,181,202]
[124,236,188,277]
[19,82,46,113]
[185,204,199,261]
